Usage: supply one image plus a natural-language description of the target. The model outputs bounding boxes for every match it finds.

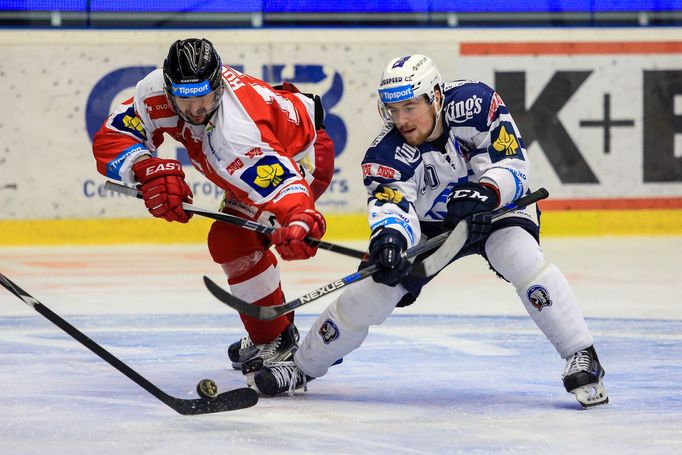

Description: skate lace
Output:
[564,349,592,377]
[240,336,253,351]
[257,335,282,359]
[271,361,307,397]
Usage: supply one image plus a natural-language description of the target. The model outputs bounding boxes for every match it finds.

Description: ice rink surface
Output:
[1,237,681,454]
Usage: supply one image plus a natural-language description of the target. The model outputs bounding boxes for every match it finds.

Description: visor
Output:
[378,98,433,124]
[168,80,222,125]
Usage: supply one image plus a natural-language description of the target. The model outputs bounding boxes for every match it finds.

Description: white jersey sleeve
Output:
[362,125,423,248]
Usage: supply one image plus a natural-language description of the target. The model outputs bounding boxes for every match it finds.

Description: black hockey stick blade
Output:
[169,388,258,415]
[105,180,366,260]
[0,273,258,415]
[410,187,550,278]
[204,229,455,320]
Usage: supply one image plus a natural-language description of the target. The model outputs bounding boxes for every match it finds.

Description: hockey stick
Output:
[203,226,462,320]
[0,273,258,415]
[410,187,549,278]
[105,180,366,260]
[203,187,549,321]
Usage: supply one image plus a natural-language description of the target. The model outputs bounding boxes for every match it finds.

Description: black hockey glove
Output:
[444,182,500,244]
[368,228,411,287]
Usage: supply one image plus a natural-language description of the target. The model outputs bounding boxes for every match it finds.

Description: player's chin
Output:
[189,116,208,125]
[401,130,426,146]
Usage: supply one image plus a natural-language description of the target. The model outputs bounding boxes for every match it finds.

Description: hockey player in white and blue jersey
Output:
[252,54,608,408]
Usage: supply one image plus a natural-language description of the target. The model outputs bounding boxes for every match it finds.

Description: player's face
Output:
[172,90,221,125]
[385,96,437,146]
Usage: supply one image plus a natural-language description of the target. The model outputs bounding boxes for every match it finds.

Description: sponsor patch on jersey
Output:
[369,216,415,244]
[111,105,146,141]
[240,156,296,197]
[226,157,244,175]
[319,319,340,344]
[372,185,410,213]
[445,95,483,124]
[449,80,481,89]
[143,95,175,120]
[527,285,552,311]
[246,147,263,159]
[272,183,309,203]
[394,143,420,166]
[222,197,258,218]
[362,163,401,180]
[488,122,524,163]
[106,143,146,179]
[374,186,403,204]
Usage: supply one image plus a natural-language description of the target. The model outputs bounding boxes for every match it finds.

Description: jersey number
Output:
[253,85,300,125]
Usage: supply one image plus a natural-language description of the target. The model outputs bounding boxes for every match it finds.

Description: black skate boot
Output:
[228,324,300,371]
[562,345,609,408]
[227,335,257,369]
[253,361,313,396]
[240,323,300,375]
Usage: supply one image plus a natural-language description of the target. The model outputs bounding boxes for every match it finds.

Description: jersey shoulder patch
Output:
[487,121,525,162]
[109,101,146,141]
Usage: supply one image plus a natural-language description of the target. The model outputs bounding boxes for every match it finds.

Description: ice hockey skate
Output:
[562,345,609,408]
[227,335,257,369]
[237,323,300,377]
[253,361,312,396]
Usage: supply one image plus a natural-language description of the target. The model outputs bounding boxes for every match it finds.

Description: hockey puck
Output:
[196,378,219,399]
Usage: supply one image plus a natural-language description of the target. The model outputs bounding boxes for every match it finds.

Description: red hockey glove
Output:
[271,209,326,260]
[132,157,193,223]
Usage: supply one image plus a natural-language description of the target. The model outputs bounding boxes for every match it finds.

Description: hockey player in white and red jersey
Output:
[252,54,608,408]
[92,38,334,381]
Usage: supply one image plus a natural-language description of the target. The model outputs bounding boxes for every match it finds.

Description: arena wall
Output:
[1,28,681,244]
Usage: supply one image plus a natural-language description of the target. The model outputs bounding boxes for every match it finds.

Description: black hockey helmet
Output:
[163,38,223,124]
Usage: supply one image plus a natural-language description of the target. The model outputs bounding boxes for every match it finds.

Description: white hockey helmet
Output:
[377,54,442,106]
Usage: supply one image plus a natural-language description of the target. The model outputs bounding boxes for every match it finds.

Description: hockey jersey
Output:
[92,65,333,224]
[363,80,535,247]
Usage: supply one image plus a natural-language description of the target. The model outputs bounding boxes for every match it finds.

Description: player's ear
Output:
[434,86,443,104]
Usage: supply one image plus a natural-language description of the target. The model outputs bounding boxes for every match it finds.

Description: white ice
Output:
[1,237,681,454]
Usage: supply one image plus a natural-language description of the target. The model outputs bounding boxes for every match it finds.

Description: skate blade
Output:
[570,379,609,408]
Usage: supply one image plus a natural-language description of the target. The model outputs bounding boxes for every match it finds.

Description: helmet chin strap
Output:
[425,92,444,142]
